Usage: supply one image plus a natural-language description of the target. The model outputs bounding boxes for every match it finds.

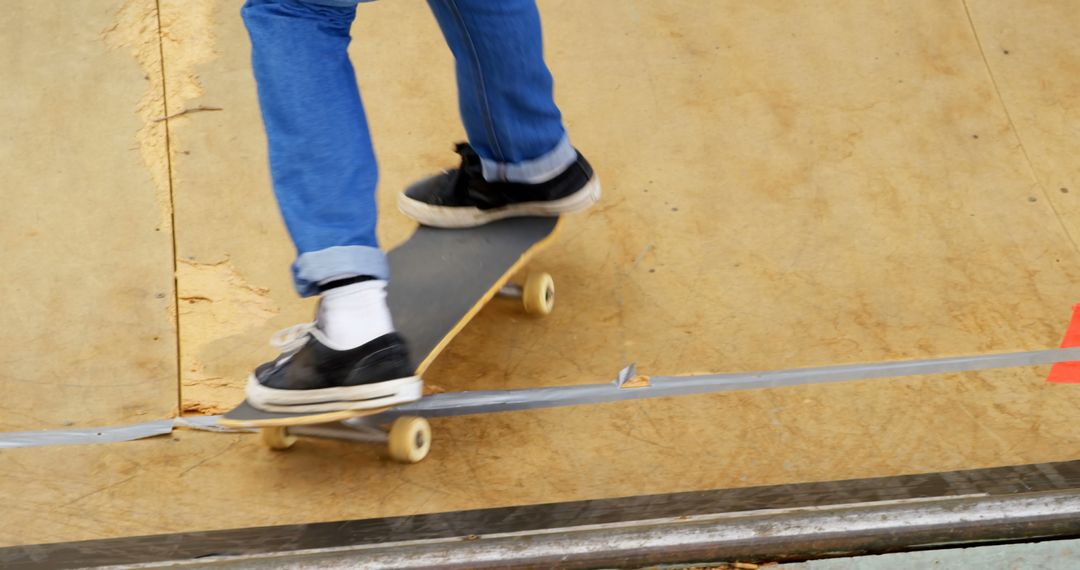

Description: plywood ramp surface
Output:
[2,0,1080,548]
[0,2,177,430]
[967,1,1080,243]
[1,368,1075,547]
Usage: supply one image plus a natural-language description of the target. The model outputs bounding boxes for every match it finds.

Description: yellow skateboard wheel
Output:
[522,272,555,316]
[261,426,297,450]
[387,416,431,463]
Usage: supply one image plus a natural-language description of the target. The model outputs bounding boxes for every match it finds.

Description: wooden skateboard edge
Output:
[217,403,393,429]
[412,216,565,376]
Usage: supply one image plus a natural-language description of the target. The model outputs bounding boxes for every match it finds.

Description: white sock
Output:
[316,280,394,350]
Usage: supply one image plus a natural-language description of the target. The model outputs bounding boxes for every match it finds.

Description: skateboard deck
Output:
[220,216,562,431]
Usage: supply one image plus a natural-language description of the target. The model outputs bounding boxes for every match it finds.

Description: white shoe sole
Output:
[245,375,423,414]
[397,175,601,229]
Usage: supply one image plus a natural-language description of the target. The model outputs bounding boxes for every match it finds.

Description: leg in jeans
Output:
[399,0,600,227]
[242,0,386,298]
[241,0,421,413]
[425,0,576,183]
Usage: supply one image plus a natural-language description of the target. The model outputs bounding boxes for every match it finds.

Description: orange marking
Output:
[1047,304,1080,384]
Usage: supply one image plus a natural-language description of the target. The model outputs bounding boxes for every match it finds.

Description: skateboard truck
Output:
[260,416,432,464]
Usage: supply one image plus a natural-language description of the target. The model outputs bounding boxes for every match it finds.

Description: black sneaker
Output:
[245,323,422,413]
[398,142,601,228]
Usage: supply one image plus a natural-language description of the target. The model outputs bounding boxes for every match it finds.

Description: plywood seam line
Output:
[6,346,1080,448]
[960,0,1080,256]
[153,0,184,414]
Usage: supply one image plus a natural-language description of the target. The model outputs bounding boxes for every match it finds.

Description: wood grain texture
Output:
[966,1,1080,252]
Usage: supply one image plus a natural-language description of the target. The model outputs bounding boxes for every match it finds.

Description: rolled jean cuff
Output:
[480,135,577,184]
[292,245,389,297]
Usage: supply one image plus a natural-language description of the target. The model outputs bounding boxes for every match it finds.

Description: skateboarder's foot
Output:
[398,143,600,228]
[245,280,422,413]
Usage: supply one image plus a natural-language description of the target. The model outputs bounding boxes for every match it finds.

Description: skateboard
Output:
[219,216,562,463]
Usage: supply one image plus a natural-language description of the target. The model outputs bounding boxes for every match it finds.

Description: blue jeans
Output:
[241,0,577,296]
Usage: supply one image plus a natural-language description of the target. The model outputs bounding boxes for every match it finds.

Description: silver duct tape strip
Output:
[0,415,250,449]
[376,346,1080,419]
[0,419,175,449]
[2,346,1078,448]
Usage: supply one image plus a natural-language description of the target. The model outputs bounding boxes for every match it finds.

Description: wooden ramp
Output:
[1,0,1079,550]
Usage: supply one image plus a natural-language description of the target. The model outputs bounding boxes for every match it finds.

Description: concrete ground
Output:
[778,538,1080,569]
[646,539,1080,569]
[2,0,1079,548]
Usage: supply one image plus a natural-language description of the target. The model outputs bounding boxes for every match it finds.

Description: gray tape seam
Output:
[376,346,1080,420]
[0,416,255,450]
[2,347,1078,449]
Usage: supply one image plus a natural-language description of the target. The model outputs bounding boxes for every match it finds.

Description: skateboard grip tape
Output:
[1047,303,1080,383]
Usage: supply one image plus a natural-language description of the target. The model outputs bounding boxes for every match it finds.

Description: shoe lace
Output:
[269,322,316,356]
[451,142,489,203]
